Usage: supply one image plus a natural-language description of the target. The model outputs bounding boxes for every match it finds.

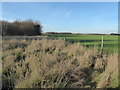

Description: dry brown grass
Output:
[2,39,118,88]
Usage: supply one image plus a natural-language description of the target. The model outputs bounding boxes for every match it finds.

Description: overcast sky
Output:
[2,2,118,33]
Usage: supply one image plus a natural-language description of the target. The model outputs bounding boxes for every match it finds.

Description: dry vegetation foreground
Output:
[2,39,118,88]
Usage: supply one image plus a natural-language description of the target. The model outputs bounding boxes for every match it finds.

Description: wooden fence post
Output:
[101,36,104,53]
[58,35,60,39]
[64,35,66,40]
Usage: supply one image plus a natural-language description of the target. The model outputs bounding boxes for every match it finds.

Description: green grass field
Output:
[43,34,118,53]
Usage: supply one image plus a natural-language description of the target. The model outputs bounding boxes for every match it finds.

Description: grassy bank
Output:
[2,39,118,88]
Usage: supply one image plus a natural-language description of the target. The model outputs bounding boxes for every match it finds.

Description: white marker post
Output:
[101,37,104,52]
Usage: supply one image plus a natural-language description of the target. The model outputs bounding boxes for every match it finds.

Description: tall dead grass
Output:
[2,39,118,88]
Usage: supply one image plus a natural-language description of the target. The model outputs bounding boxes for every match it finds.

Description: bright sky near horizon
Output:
[2,2,118,33]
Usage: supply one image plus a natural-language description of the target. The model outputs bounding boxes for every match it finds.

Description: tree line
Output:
[1,19,42,36]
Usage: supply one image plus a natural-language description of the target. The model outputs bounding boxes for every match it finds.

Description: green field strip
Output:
[43,34,119,53]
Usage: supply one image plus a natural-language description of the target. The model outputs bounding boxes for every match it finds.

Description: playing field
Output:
[43,34,118,53]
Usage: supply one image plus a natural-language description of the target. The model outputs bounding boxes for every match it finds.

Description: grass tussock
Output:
[2,39,118,88]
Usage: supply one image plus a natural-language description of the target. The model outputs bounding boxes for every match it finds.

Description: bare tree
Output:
[2,20,9,36]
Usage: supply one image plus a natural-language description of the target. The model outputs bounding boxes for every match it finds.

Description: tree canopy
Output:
[1,19,42,36]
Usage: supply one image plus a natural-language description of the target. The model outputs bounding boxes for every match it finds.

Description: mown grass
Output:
[2,39,118,89]
[43,34,118,53]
